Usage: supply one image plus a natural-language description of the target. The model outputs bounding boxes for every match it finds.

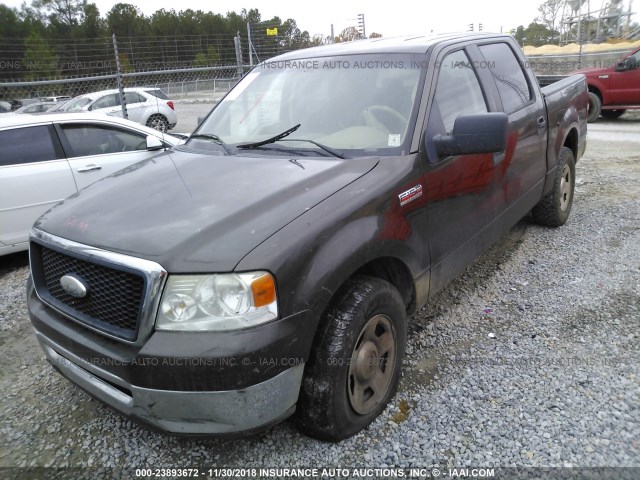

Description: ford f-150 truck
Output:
[578,46,640,122]
[27,33,588,441]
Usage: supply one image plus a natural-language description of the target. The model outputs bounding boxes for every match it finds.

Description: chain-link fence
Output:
[0,66,244,101]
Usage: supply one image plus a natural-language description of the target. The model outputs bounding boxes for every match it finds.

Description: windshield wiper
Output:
[237,124,301,150]
[189,133,232,154]
[277,139,346,159]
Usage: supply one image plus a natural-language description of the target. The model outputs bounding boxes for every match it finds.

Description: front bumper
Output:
[35,330,304,434]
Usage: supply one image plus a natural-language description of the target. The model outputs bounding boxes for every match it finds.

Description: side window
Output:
[61,124,147,157]
[90,94,119,110]
[124,92,145,105]
[479,43,532,113]
[0,126,59,166]
[428,49,488,137]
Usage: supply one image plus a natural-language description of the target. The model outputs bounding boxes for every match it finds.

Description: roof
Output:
[73,86,161,99]
[270,32,513,61]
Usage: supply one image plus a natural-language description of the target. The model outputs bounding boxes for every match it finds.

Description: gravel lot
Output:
[0,113,639,477]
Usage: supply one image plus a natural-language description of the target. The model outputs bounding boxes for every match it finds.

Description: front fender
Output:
[236,155,429,327]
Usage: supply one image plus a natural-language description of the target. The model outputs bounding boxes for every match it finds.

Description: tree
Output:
[537,0,564,33]
[23,31,59,79]
[106,3,145,38]
[81,3,103,39]
[194,46,220,66]
[336,26,361,42]
[32,0,87,29]
[369,32,382,38]
[514,22,557,47]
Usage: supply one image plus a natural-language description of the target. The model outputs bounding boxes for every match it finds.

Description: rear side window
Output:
[479,43,532,113]
[125,92,146,104]
[90,94,120,110]
[0,126,59,166]
[145,89,168,100]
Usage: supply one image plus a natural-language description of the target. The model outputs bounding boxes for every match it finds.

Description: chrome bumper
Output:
[36,332,304,434]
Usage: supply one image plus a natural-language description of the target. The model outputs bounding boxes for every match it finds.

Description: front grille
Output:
[31,244,146,341]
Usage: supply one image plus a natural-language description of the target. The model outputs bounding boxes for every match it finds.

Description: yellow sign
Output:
[266,28,278,36]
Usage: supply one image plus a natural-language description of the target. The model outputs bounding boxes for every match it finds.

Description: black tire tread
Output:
[532,146,575,227]
[587,92,602,123]
[295,275,406,441]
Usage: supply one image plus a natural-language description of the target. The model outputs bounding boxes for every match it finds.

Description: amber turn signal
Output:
[251,273,277,308]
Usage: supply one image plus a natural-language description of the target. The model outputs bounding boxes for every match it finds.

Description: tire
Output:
[532,146,575,227]
[601,109,626,120]
[295,276,407,441]
[146,114,169,132]
[587,92,602,123]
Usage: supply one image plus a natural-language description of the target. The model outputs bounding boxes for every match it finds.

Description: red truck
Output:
[578,46,640,122]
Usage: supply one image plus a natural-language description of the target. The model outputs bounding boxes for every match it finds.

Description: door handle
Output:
[536,116,546,136]
[77,164,102,172]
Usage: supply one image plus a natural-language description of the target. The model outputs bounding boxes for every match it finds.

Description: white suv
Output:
[60,88,178,132]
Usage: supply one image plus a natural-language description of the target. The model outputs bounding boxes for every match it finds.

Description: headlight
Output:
[156,272,278,331]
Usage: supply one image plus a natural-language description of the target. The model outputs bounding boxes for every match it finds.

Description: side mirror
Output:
[431,112,508,157]
[146,135,164,150]
[616,61,629,72]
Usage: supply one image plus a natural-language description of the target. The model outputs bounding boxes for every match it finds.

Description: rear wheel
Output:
[295,276,407,441]
[587,92,602,123]
[146,114,169,132]
[532,146,575,227]
[601,109,626,120]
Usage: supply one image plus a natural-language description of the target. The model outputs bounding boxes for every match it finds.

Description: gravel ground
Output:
[0,114,639,477]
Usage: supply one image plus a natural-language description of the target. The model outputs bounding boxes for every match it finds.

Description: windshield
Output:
[196,54,424,156]
[60,97,92,112]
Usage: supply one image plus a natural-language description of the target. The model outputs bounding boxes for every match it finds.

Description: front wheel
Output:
[587,92,602,123]
[295,276,407,441]
[532,146,575,227]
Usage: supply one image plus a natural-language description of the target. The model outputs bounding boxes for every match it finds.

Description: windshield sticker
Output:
[388,134,401,147]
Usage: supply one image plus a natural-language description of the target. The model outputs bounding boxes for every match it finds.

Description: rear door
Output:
[56,122,162,190]
[123,91,148,123]
[0,124,76,248]
[473,40,547,217]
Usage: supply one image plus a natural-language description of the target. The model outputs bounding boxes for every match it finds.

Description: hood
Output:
[36,148,378,272]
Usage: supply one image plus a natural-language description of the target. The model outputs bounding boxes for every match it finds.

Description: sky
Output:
[1,0,552,37]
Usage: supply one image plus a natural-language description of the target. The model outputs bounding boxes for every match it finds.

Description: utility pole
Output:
[357,13,366,38]
[331,24,335,43]
[112,34,128,120]
[234,32,243,78]
[247,22,253,67]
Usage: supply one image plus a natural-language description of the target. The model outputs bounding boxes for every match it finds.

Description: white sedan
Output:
[0,113,181,256]
[60,88,178,132]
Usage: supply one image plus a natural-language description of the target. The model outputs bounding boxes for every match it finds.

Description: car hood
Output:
[35,148,379,272]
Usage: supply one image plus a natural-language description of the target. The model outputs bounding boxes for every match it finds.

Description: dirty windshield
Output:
[196,54,424,156]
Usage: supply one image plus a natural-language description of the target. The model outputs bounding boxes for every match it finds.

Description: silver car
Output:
[60,88,178,132]
[0,113,181,256]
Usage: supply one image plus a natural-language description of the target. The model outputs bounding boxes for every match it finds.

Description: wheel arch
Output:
[563,127,579,161]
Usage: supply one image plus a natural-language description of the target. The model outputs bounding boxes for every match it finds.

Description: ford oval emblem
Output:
[60,274,88,298]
